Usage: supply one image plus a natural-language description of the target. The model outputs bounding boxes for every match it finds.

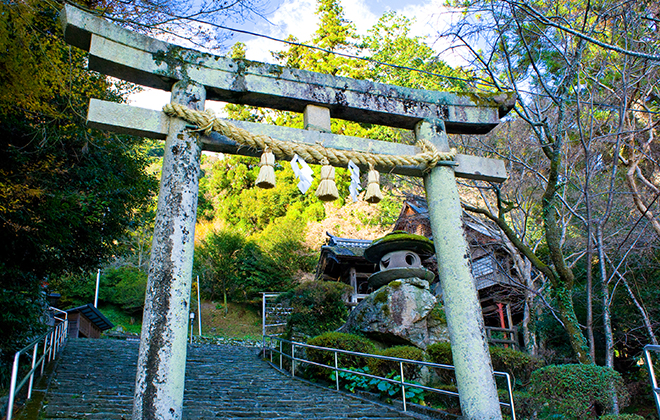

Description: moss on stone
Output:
[381,304,390,317]
[374,289,389,304]
[364,231,434,263]
[389,280,402,289]
[429,305,446,324]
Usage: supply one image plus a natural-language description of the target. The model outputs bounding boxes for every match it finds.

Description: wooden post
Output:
[419,120,502,420]
[133,81,205,420]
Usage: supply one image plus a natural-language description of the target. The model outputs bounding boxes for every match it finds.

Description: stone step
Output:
[30,338,418,420]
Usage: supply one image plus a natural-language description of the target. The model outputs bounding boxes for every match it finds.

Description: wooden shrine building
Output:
[316,196,525,346]
[65,304,114,339]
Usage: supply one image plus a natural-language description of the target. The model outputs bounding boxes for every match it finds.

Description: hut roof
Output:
[66,303,114,331]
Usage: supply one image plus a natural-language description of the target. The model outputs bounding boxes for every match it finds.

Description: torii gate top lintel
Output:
[61,4,515,134]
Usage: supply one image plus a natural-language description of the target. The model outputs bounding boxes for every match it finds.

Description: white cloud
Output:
[243,0,379,63]
[341,0,378,35]
[129,88,170,111]
[244,0,319,63]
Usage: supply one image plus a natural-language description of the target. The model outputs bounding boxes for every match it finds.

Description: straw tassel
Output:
[255,149,276,189]
[315,159,339,202]
[364,164,383,204]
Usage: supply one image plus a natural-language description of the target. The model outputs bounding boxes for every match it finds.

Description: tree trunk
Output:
[619,272,659,346]
[553,285,592,364]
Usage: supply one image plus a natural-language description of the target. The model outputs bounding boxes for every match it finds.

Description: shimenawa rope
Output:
[162,102,457,172]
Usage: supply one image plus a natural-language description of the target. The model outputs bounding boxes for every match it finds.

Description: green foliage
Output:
[0,0,155,383]
[598,415,645,420]
[529,364,630,419]
[48,272,95,308]
[195,229,297,303]
[100,305,142,335]
[0,270,47,390]
[306,331,375,369]
[49,267,147,314]
[426,341,453,365]
[376,372,426,405]
[101,267,147,314]
[489,346,545,389]
[329,367,426,405]
[362,12,471,91]
[278,282,353,338]
[427,342,544,389]
[367,345,425,381]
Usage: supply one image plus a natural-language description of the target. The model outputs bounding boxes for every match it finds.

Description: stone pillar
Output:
[418,120,502,420]
[133,81,205,420]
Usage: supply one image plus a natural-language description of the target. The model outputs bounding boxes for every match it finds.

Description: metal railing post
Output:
[279,340,283,370]
[644,345,660,418]
[504,373,517,420]
[6,352,20,420]
[27,343,38,399]
[335,351,340,391]
[400,361,406,412]
[40,334,48,376]
[47,330,54,362]
[262,293,266,337]
[291,344,296,377]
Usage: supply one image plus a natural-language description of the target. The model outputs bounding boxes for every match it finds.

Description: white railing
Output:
[263,335,516,419]
[5,308,69,420]
[261,292,291,337]
[644,344,660,419]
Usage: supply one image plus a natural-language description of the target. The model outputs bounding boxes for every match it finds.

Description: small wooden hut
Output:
[65,304,114,338]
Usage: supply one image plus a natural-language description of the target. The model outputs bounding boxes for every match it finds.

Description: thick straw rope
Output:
[163,102,456,171]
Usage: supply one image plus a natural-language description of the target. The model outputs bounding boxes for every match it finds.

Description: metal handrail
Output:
[261,292,291,337]
[263,335,516,420]
[6,308,69,420]
[644,344,660,419]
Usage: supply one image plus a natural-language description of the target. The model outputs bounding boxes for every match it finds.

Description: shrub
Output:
[529,364,629,419]
[426,341,453,365]
[278,281,353,339]
[306,332,375,370]
[427,342,544,389]
[368,345,425,381]
[489,346,544,388]
[599,415,645,420]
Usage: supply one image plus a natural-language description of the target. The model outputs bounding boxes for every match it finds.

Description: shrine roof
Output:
[66,303,114,331]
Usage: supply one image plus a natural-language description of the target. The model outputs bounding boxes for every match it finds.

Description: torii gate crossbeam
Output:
[60,5,516,420]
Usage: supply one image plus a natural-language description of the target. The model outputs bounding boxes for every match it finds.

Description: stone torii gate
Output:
[61,5,515,420]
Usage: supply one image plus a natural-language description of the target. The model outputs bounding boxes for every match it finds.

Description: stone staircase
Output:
[29,339,420,419]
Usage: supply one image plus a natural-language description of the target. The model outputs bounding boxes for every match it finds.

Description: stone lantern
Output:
[338,231,449,349]
[364,231,435,289]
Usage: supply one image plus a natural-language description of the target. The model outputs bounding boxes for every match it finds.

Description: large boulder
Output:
[338,277,449,349]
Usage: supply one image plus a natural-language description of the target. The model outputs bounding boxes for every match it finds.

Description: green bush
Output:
[307,332,375,370]
[426,341,455,384]
[426,341,453,365]
[103,266,147,314]
[368,345,425,381]
[278,281,353,339]
[599,415,645,420]
[489,346,545,388]
[529,364,629,419]
[426,342,544,389]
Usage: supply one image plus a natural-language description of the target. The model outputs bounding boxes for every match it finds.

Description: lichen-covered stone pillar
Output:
[418,120,502,420]
[133,81,205,420]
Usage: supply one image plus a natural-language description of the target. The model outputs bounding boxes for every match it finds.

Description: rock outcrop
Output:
[338,277,449,349]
